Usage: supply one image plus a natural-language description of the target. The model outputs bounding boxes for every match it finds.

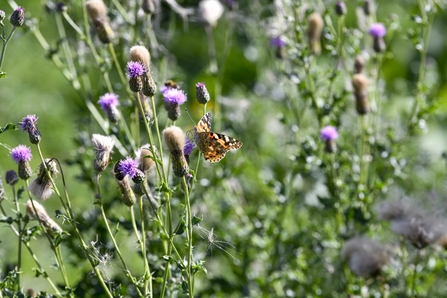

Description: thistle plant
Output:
[2,0,447,297]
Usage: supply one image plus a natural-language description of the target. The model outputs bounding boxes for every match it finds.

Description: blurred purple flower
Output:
[270,37,286,48]
[98,93,119,111]
[320,126,339,141]
[369,23,386,38]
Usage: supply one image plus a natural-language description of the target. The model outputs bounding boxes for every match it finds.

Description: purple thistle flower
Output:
[271,37,286,48]
[20,114,38,133]
[163,88,187,105]
[118,156,140,179]
[184,137,195,156]
[321,126,339,141]
[11,145,32,163]
[98,93,119,111]
[369,23,386,38]
[127,61,145,78]
[160,86,170,94]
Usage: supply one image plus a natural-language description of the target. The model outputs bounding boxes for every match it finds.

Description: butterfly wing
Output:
[198,132,243,163]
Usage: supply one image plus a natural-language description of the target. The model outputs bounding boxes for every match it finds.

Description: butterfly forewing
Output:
[193,113,242,163]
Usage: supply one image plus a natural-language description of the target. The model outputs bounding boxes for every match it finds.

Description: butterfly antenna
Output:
[184,108,195,125]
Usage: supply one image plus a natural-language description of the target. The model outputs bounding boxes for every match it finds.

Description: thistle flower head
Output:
[129,46,151,70]
[342,237,387,277]
[11,145,32,163]
[118,157,140,179]
[98,93,119,111]
[163,88,187,105]
[270,37,286,48]
[85,0,107,20]
[29,159,58,201]
[320,126,338,141]
[92,134,115,172]
[10,6,25,27]
[127,61,145,78]
[20,114,38,133]
[136,144,156,174]
[369,23,386,38]
[163,126,186,153]
[25,200,62,235]
[196,82,210,104]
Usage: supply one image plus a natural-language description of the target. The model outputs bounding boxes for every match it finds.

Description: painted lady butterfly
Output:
[194,113,242,163]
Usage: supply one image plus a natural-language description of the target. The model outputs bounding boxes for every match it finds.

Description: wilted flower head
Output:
[342,237,387,277]
[10,6,25,27]
[136,144,156,174]
[11,145,33,180]
[98,93,120,123]
[196,82,210,104]
[92,134,114,172]
[85,0,114,43]
[163,126,189,177]
[199,0,224,27]
[376,200,447,249]
[307,12,324,55]
[29,159,58,201]
[25,200,62,235]
[129,45,151,71]
[352,73,369,115]
[20,115,41,144]
[85,0,107,20]
[369,23,386,38]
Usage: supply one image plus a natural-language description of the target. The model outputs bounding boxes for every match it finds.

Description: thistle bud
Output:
[0,10,6,22]
[163,126,189,177]
[5,170,19,186]
[29,159,58,201]
[270,37,286,59]
[142,72,157,97]
[137,144,156,174]
[11,145,33,180]
[307,12,324,55]
[163,88,187,121]
[354,55,365,74]
[10,7,25,27]
[196,82,210,104]
[363,0,373,16]
[56,2,67,12]
[92,134,115,172]
[320,126,339,153]
[369,23,386,53]
[20,115,41,145]
[335,1,347,16]
[98,93,120,123]
[25,200,63,235]
[352,73,369,115]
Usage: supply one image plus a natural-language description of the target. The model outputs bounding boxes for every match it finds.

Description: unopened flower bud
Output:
[116,176,136,206]
[354,55,365,74]
[307,12,324,55]
[29,159,58,201]
[352,73,369,115]
[10,7,25,27]
[56,2,67,12]
[142,73,157,97]
[364,0,373,16]
[320,126,339,153]
[131,169,146,184]
[163,126,189,177]
[335,1,347,16]
[196,82,210,104]
[5,170,19,186]
[25,200,63,235]
[92,134,115,172]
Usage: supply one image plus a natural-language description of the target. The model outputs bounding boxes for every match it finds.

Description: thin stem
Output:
[0,26,17,72]
[411,250,421,297]
[139,194,153,296]
[149,95,167,180]
[182,176,194,297]
[12,184,21,291]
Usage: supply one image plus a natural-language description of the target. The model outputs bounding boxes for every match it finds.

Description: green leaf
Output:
[0,123,17,134]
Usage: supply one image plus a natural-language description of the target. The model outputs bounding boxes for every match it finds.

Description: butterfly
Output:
[193,113,242,162]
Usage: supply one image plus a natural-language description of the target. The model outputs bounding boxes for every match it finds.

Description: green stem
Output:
[411,249,421,297]
[182,177,194,297]
[12,184,21,291]
[0,26,17,72]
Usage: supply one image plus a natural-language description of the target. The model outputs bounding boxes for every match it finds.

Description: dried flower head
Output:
[10,6,25,27]
[163,126,189,177]
[29,159,58,201]
[25,200,63,235]
[196,82,210,104]
[354,55,365,74]
[199,0,224,27]
[98,93,120,123]
[85,0,107,20]
[85,0,114,43]
[307,12,324,55]
[20,115,41,144]
[129,45,151,71]
[377,200,447,249]
[136,144,156,174]
[5,170,19,186]
[352,73,369,115]
[163,88,187,121]
[92,134,115,172]
[11,145,33,180]
[342,237,387,277]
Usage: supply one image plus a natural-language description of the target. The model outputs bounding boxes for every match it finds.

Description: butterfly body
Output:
[194,113,242,162]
